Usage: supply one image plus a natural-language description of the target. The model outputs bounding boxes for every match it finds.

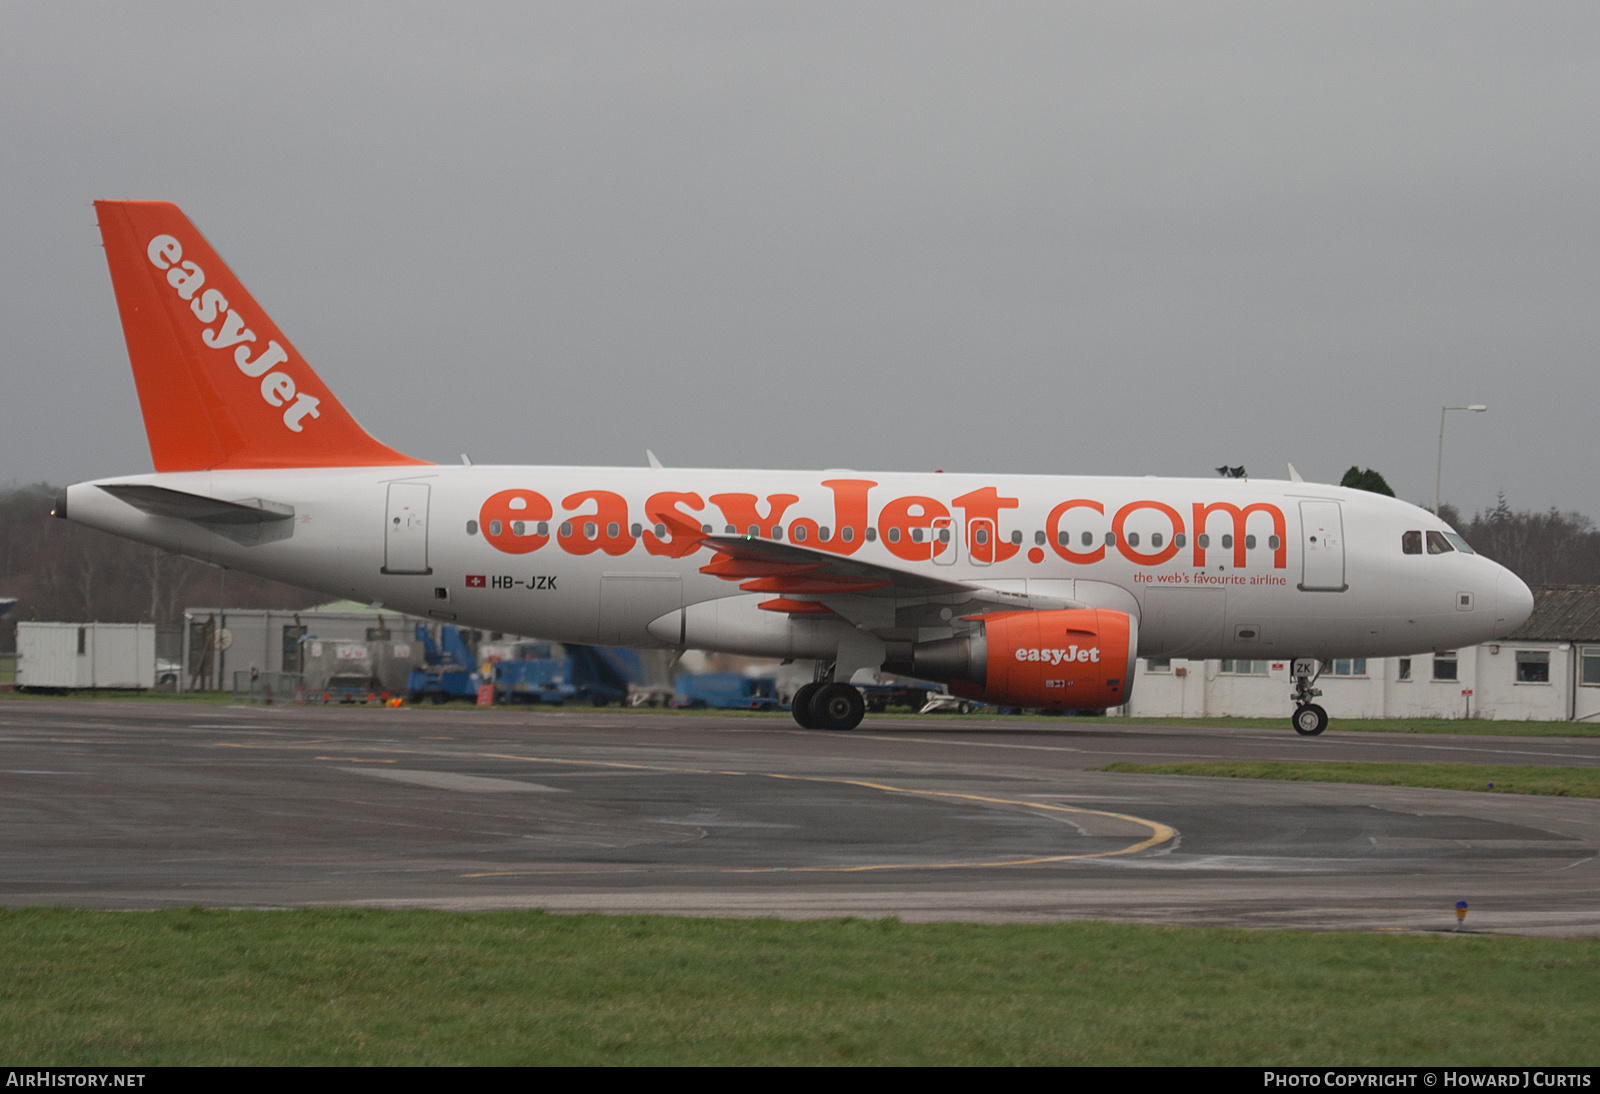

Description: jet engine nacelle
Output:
[883,608,1137,710]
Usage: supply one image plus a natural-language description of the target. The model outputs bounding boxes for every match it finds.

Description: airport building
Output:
[1124,584,1600,723]
[178,601,425,693]
[13,586,1597,723]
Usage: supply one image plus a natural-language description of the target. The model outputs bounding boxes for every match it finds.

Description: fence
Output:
[231,671,306,705]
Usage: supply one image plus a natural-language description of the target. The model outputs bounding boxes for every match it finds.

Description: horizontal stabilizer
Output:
[98,484,294,546]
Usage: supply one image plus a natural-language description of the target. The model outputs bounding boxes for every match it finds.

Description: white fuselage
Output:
[66,465,1534,664]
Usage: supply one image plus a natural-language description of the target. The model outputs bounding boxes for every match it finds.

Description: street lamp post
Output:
[1436,404,1488,514]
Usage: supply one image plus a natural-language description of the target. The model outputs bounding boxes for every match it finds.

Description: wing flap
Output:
[698,534,970,598]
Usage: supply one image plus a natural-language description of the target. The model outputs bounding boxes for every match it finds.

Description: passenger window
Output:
[1268,535,1280,550]
[1426,531,1454,555]
[1221,534,1233,549]
[1104,532,1117,546]
[1402,531,1422,554]
[1151,533,1163,548]
[1174,533,1186,548]
[1197,534,1210,549]
[1127,532,1140,547]
[1081,531,1093,547]
[1244,534,1256,549]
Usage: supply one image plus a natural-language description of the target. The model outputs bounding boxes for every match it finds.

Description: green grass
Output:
[0,690,1594,736]
[0,688,234,704]
[1096,761,1600,798]
[1102,715,1600,736]
[1,908,1597,1065]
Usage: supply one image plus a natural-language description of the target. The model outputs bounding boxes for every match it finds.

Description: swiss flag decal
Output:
[466,574,487,588]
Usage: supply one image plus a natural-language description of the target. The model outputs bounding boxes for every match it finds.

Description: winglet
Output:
[1287,462,1304,483]
[94,201,427,471]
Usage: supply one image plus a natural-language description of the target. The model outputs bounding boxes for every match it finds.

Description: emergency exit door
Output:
[383,482,432,575]
[968,518,995,565]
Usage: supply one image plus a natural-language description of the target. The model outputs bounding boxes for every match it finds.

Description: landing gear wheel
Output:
[810,683,865,731]
[791,683,821,728]
[1292,703,1328,736]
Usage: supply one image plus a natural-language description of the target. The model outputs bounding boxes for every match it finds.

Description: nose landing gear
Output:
[1292,703,1328,736]
[1290,657,1328,736]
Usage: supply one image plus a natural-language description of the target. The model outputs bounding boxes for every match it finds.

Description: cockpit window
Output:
[1402,531,1422,555]
[1442,531,1475,555]
[1426,531,1454,555]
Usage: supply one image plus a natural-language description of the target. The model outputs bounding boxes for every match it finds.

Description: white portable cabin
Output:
[16,622,157,689]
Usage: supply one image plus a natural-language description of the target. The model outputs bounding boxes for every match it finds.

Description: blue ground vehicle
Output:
[492,643,639,706]
[405,622,481,702]
[672,672,783,711]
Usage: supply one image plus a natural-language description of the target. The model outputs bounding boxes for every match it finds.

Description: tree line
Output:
[1436,497,1600,586]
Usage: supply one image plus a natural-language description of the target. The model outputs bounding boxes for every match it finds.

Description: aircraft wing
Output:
[696,534,1080,619]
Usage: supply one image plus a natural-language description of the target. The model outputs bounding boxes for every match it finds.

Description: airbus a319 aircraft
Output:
[61,202,1535,733]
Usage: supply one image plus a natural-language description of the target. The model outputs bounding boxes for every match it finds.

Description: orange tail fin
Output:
[95,201,427,471]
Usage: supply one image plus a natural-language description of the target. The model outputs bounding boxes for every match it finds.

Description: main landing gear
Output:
[1289,657,1328,736]
[791,671,866,732]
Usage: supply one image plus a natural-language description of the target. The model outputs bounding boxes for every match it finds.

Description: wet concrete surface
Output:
[1,700,1596,934]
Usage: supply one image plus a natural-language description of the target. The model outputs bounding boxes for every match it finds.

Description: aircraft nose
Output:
[1496,568,1535,629]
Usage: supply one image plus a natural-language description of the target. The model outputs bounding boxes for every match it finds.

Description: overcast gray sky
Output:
[3,2,1597,519]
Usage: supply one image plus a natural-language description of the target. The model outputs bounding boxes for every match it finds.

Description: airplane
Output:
[57,201,1536,734]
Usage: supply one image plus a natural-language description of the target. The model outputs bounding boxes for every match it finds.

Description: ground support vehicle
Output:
[405,623,482,703]
[490,643,639,706]
[672,672,783,711]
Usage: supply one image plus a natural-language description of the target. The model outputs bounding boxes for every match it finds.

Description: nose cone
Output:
[1496,568,1535,630]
